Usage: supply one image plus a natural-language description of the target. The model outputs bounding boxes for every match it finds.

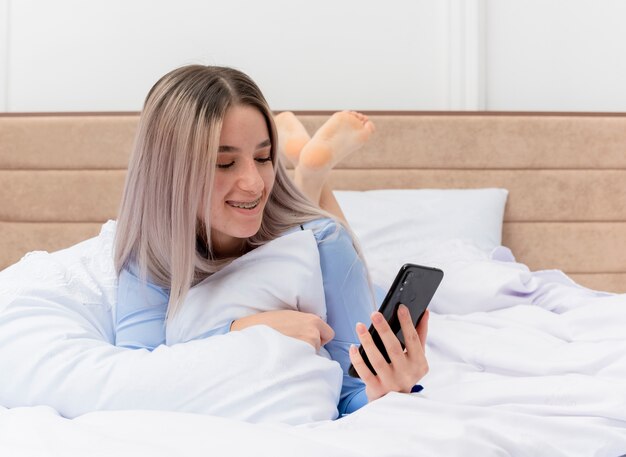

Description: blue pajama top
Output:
[115,218,386,416]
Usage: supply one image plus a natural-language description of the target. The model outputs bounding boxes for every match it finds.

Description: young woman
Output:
[114,64,429,416]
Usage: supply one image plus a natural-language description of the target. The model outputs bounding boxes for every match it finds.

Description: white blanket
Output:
[0,222,341,424]
[1,224,626,456]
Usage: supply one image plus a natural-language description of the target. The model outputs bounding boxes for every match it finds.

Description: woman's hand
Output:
[230,310,335,351]
[349,305,429,403]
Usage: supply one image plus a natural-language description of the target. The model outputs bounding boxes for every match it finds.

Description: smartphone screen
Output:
[348,263,444,378]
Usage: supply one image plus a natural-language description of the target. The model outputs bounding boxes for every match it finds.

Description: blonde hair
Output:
[115,65,338,318]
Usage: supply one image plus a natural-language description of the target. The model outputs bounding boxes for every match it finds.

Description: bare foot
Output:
[297,111,375,172]
[274,111,311,166]
[293,111,375,207]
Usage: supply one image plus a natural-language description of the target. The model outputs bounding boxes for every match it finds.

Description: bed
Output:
[1,112,625,456]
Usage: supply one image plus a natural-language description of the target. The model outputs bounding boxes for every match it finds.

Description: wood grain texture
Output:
[0,222,103,269]
[298,114,626,169]
[0,170,125,221]
[3,169,626,224]
[0,115,137,169]
[1,112,625,293]
[326,169,626,222]
[569,273,626,293]
[502,222,626,273]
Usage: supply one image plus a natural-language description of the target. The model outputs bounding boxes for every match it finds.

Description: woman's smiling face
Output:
[208,104,275,257]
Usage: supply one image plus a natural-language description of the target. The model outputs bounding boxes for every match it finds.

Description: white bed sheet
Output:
[1,238,626,456]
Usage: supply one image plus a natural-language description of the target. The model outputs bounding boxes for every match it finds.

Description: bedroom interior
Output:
[1,1,626,456]
[1,110,626,456]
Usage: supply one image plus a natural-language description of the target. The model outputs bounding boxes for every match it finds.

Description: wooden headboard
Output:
[1,112,625,293]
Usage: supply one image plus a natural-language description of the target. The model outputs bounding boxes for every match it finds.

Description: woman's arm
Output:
[115,267,169,349]
[306,219,373,415]
[116,268,230,350]
[231,310,334,351]
[117,265,329,351]
[310,218,429,414]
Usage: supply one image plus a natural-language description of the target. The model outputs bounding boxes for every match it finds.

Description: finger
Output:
[301,315,324,351]
[397,304,423,356]
[416,309,429,348]
[349,344,379,386]
[308,332,322,352]
[356,322,391,377]
[318,320,335,346]
[370,311,405,364]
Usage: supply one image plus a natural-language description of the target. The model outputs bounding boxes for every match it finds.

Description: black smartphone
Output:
[348,263,444,378]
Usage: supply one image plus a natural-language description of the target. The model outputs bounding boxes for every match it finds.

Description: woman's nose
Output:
[237,159,264,193]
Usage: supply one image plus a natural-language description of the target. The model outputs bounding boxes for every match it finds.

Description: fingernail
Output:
[356,323,367,335]
[371,312,383,324]
[349,344,357,354]
[398,304,409,317]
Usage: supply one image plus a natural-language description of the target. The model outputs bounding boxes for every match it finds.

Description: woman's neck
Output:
[209,236,247,259]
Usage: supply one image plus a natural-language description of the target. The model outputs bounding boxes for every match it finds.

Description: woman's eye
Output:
[216,161,235,169]
[255,156,272,164]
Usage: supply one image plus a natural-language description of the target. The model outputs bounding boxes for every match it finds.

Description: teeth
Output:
[229,198,260,209]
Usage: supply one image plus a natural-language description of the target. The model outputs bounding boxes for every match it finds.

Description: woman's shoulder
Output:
[119,262,170,296]
[300,218,350,245]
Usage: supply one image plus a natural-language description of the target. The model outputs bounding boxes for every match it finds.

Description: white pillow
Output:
[167,230,328,345]
[334,189,508,287]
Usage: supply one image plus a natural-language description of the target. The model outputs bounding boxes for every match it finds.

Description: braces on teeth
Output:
[230,199,260,209]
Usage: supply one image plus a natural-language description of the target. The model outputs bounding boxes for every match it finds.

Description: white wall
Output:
[0,0,8,110]
[1,0,625,112]
[0,0,453,112]
[486,0,626,112]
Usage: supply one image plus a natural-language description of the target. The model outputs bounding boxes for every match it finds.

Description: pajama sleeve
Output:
[306,219,376,415]
[115,268,230,350]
